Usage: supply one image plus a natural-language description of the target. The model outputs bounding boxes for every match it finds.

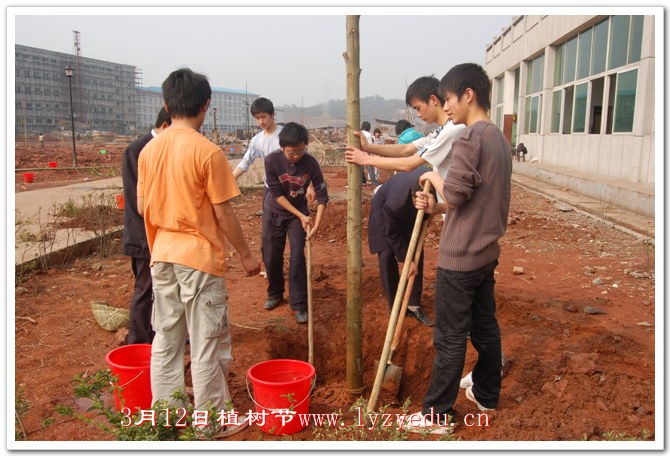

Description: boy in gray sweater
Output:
[405,63,512,434]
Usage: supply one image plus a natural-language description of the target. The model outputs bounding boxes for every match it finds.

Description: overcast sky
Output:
[12,7,515,107]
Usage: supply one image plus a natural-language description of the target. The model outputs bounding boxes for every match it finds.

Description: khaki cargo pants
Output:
[150,262,232,412]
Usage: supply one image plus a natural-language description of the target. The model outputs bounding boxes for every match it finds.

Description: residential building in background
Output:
[486,15,655,216]
[15,44,262,139]
[15,44,138,136]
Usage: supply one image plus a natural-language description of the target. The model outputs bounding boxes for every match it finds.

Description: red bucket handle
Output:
[245,373,316,412]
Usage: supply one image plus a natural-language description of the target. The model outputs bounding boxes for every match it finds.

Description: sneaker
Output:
[459,365,505,390]
[264,295,283,310]
[294,310,308,324]
[459,372,473,390]
[465,385,495,411]
[215,421,249,439]
[406,307,433,327]
[198,420,249,440]
[403,411,455,435]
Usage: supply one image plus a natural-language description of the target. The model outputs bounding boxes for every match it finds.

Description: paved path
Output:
[511,173,654,239]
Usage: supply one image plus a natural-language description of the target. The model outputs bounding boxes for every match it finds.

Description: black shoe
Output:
[294,310,308,324]
[264,295,283,310]
[407,308,433,327]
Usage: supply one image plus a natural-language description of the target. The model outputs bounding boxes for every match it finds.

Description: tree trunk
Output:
[343,15,364,396]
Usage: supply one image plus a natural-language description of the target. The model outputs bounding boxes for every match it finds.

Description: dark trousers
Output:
[262,211,307,311]
[127,257,154,344]
[377,248,424,311]
[422,260,502,415]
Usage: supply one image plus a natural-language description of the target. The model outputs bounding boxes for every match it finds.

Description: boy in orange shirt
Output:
[138,68,260,436]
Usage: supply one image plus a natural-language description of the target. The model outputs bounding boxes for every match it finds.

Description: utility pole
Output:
[343,15,363,397]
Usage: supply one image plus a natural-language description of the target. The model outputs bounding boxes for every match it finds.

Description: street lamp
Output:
[212,107,219,144]
[64,64,77,167]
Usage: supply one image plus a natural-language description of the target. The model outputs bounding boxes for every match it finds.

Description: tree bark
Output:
[343,15,364,396]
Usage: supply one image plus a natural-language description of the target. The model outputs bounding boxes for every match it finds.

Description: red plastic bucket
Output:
[23,173,34,183]
[105,344,152,412]
[247,359,315,435]
[115,194,125,210]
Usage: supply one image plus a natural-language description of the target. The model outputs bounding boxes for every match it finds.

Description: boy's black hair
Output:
[162,68,211,118]
[361,121,371,132]
[395,119,413,135]
[439,63,492,112]
[154,107,172,128]
[405,76,444,106]
[250,97,275,116]
[411,176,438,200]
[279,122,309,148]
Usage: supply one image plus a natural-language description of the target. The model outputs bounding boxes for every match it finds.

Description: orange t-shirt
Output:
[137,127,240,277]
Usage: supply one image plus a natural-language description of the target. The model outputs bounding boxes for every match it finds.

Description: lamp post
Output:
[64,64,77,167]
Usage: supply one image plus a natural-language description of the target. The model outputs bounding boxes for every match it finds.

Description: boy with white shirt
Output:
[232,97,282,181]
[345,76,465,180]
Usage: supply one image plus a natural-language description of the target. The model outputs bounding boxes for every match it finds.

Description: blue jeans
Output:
[422,260,502,415]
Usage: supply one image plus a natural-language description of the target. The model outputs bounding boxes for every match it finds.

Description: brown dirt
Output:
[14,139,655,442]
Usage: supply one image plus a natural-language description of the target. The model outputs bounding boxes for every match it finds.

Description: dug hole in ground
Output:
[14,139,655,442]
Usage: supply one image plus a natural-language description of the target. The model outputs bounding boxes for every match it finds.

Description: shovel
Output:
[367,180,432,413]
[379,219,429,396]
[307,225,314,366]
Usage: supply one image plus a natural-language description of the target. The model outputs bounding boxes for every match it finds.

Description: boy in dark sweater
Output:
[262,122,329,323]
[405,63,512,434]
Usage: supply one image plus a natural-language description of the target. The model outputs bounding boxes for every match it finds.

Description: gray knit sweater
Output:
[438,121,512,272]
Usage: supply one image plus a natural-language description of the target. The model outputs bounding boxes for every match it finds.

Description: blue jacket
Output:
[398,127,423,145]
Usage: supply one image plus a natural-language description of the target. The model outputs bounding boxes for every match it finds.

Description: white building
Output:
[138,86,259,137]
[485,15,655,217]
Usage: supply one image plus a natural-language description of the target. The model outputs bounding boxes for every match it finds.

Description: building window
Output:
[563,37,578,84]
[550,90,562,133]
[572,82,589,133]
[613,69,637,132]
[577,28,592,80]
[608,15,644,70]
[524,55,543,134]
[591,19,609,75]
[550,15,643,136]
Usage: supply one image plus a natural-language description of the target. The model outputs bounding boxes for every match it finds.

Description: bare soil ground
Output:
[13,138,656,443]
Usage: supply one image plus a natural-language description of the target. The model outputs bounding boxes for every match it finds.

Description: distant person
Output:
[515,142,527,162]
[404,63,512,434]
[345,76,465,184]
[368,167,433,326]
[360,121,380,185]
[261,122,329,324]
[373,128,385,145]
[121,107,171,344]
[38,133,45,148]
[138,68,260,437]
[395,119,424,145]
[232,97,282,182]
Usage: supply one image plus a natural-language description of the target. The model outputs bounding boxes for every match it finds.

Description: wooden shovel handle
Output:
[367,180,432,413]
[389,219,429,357]
[307,224,314,366]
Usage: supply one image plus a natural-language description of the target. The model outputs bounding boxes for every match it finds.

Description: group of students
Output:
[346,64,512,434]
[121,69,328,437]
[121,61,511,437]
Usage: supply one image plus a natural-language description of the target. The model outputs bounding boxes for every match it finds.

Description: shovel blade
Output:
[374,359,402,396]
